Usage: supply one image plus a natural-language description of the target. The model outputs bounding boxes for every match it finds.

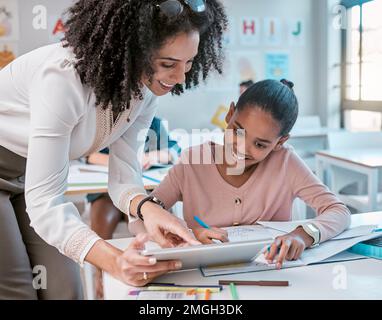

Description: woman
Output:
[0,0,227,299]
[87,116,182,299]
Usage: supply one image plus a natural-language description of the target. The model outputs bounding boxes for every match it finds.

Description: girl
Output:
[0,0,227,298]
[132,79,351,269]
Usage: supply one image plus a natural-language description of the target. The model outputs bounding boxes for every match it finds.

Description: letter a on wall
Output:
[49,16,67,43]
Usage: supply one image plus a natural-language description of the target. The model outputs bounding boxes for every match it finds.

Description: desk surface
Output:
[316,148,382,168]
[65,165,168,195]
[103,211,382,300]
[66,184,156,195]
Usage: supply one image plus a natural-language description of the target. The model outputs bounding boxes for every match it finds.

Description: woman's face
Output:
[143,31,200,96]
[224,103,289,171]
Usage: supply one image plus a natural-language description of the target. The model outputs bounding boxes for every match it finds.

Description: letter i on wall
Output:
[264,17,282,46]
[239,17,260,46]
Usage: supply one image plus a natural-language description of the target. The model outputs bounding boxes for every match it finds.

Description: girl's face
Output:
[142,31,200,96]
[224,103,290,170]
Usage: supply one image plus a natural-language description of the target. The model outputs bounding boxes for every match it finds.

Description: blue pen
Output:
[374,228,382,233]
[193,216,226,244]
[193,216,210,229]
[142,175,161,184]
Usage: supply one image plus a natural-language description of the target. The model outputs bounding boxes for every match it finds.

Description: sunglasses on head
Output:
[157,0,206,18]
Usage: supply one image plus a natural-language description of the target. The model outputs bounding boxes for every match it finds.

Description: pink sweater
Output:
[149,142,351,243]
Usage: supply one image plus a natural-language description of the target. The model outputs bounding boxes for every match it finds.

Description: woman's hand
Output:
[114,233,183,287]
[140,202,201,248]
[192,227,229,244]
[264,226,314,269]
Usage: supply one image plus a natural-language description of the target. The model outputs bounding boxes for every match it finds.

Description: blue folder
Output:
[348,236,382,260]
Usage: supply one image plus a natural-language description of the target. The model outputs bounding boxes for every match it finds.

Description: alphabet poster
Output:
[288,19,305,46]
[222,17,235,48]
[49,15,67,43]
[264,17,282,46]
[239,17,260,46]
[0,0,19,41]
[233,50,263,84]
[0,41,17,69]
[265,53,290,80]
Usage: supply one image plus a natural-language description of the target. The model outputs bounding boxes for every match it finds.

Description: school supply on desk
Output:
[200,221,381,277]
[229,283,239,300]
[137,291,197,300]
[257,221,378,240]
[223,225,274,242]
[142,239,272,270]
[146,286,221,294]
[75,164,108,174]
[192,220,274,243]
[194,216,211,229]
[219,280,289,287]
[149,282,223,290]
[142,167,171,186]
[348,235,382,260]
[67,172,108,188]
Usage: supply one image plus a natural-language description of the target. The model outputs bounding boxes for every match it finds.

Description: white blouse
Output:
[0,42,158,264]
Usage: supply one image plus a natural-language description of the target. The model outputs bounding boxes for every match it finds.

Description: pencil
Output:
[146,286,221,294]
[186,289,196,296]
[219,280,289,287]
[149,283,222,289]
[204,289,211,300]
[193,215,210,229]
[142,175,161,184]
[229,283,239,300]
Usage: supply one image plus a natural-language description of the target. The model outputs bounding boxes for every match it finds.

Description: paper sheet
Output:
[76,164,108,174]
[257,220,378,240]
[299,231,382,265]
[67,172,108,186]
[223,225,274,243]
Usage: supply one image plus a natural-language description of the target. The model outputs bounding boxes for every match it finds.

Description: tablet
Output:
[141,240,272,270]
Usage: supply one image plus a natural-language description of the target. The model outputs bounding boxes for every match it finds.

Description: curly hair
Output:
[63,0,228,114]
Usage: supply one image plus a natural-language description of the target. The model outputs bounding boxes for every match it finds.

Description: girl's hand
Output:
[141,204,201,248]
[192,227,229,244]
[115,233,183,287]
[264,226,314,269]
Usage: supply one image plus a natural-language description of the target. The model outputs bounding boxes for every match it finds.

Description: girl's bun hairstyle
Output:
[280,79,294,90]
[236,79,299,136]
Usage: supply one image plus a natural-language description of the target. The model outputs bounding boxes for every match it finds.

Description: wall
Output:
[313,0,342,128]
[17,0,73,55]
[156,0,317,131]
[13,0,336,132]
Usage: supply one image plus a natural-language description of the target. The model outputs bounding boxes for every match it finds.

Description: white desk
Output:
[316,148,382,211]
[65,165,170,195]
[287,128,344,171]
[103,212,382,300]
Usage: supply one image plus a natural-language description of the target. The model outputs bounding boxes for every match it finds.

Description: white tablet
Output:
[141,240,272,270]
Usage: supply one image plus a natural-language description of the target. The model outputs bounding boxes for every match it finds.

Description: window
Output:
[342,0,382,120]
